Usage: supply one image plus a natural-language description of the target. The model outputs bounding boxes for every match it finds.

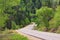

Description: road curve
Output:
[16,23,60,40]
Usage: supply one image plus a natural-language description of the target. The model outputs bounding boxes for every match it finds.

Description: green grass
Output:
[0,30,28,40]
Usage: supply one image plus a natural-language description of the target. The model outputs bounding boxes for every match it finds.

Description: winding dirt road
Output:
[16,23,60,40]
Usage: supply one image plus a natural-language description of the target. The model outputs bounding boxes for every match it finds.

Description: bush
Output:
[24,18,30,25]
[49,6,60,32]
[36,7,54,31]
[54,6,60,27]
[12,21,19,29]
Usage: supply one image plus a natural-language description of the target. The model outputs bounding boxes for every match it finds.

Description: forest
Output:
[0,0,60,33]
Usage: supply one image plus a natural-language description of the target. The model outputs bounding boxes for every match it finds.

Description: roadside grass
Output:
[0,30,28,40]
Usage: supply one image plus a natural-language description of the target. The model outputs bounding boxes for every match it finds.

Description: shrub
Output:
[36,7,54,31]
[12,21,19,29]
[49,6,60,32]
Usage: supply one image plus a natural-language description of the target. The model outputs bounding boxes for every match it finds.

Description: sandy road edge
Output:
[15,30,42,40]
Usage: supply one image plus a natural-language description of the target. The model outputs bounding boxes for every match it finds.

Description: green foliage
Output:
[24,18,30,25]
[54,6,60,27]
[35,6,60,33]
[49,6,60,32]
[54,6,60,22]
[0,14,8,27]
[0,0,21,29]
[9,33,28,40]
[0,0,60,33]
[36,7,54,31]
[12,21,18,29]
[0,30,28,40]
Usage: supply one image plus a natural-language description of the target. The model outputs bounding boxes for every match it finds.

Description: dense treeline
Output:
[0,0,60,33]
[0,0,42,30]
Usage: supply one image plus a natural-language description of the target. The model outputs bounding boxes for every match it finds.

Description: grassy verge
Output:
[0,30,28,40]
